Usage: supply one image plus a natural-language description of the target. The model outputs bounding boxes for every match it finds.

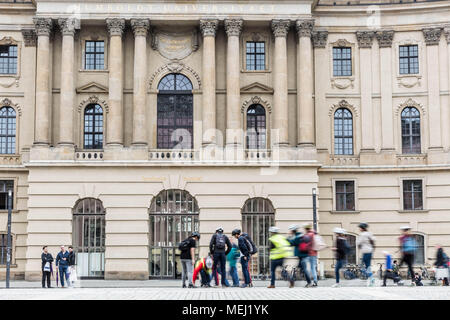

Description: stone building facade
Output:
[0,0,449,280]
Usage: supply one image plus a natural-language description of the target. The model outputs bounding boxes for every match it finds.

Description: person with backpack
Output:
[231,228,252,288]
[209,227,232,287]
[241,232,257,287]
[227,242,241,287]
[398,226,416,286]
[179,232,200,288]
[287,224,312,288]
[303,223,325,287]
[267,226,293,288]
[356,222,376,286]
[332,228,349,288]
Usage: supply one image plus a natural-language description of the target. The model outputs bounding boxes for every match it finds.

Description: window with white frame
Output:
[334,108,353,155]
[0,45,17,75]
[402,180,423,211]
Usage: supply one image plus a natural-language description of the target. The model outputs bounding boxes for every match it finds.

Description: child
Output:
[192,255,213,287]
[382,251,402,286]
[227,243,240,287]
[392,260,400,276]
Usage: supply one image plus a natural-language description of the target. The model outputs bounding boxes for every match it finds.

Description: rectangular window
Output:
[0,180,14,210]
[246,41,265,71]
[85,41,104,70]
[0,45,18,75]
[336,181,355,211]
[403,180,423,210]
[0,233,12,265]
[399,45,419,75]
[333,47,352,77]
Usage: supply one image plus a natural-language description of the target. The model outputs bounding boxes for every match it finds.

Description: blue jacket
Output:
[227,245,240,267]
[288,232,307,258]
[238,236,250,257]
[385,254,393,270]
[56,251,70,267]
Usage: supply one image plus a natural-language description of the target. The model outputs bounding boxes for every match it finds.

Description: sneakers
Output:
[331,283,341,288]
[188,284,195,288]
[305,283,312,288]
[240,284,248,288]
[182,284,187,288]
[267,285,275,288]
[312,282,318,287]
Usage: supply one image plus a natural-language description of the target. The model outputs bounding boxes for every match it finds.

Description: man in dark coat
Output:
[209,227,232,287]
[41,246,53,288]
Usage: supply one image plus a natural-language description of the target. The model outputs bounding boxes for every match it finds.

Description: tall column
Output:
[106,18,125,146]
[444,27,450,151]
[356,31,375,153]
[33,18,53,145]
[375,30,395,152]
[423,27,443,152]
[131,19,150,146]
[271,20,290,146]
[58,18,78,146]
[296,19,315,147]
[200,19,218,146]
[224,19,243,147]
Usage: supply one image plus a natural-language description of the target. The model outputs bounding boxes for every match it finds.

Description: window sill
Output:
[78,69,109,73]
[0,74,18,78]
[240,69,271,74]
[398,210,429,213]
[330,210,360,214]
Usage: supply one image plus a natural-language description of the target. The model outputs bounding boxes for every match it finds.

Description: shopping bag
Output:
[69,267,78,282]
[43,262,51,272]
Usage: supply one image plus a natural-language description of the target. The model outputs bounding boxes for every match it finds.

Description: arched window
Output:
[401,107,421,154]
[73,198,106,278]
[242,198,274,279]
[345,234,357,264]
[411,234,425,265]
[84,104,103,149]
[0,106,16,154]
[246,104,266,149]
[149,189,199,278]
[334,108,353,155]
[157,74,193,149]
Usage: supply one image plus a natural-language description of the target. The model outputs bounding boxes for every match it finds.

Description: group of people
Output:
[41,245,77,288]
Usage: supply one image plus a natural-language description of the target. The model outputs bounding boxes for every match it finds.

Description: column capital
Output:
[200,19,219,37]
[58,18,79,37]
[224,19,243,37]
[295,19,315,38]
[21,28,37,47]
[312,30,328,48]
[356,31,375,48]
[375,30,394,48]
[271,19,290,38]
[131,18,150,37]
[33,17,53,37]
[445,26,450,44]
[422,27,443,46]
[106,18,125,37]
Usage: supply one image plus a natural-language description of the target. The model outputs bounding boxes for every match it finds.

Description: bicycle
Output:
[280,265,289,281]
[343,264,358,280]
[418,264,438,285]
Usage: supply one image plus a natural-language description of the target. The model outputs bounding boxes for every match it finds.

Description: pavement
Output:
[0,279,449,300]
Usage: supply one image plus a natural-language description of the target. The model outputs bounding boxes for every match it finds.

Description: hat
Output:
[216,226,224,232]
[288,224,300,231]
[268,226,280,233]
[333,227,345,234]
[400,225,411,230]
[302,223,312,229]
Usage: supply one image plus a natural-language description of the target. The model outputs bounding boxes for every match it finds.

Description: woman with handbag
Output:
[434,245,449,286]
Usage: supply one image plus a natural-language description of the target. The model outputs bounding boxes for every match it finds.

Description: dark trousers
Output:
[399,253,414,280]
[200,269,211,286]
[213,252,227,285]
[270,258,284,286]
[42,271,51,288]
[58,265,70,287]
[335,259,345,283]
[241,256,251,285]
[383,270,401,285]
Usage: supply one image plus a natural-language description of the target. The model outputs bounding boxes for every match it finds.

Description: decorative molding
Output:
[131,19,150,37]
[151,29,199,60]
[199,19,219,37]
[149,61,201,90]
[271,19,290,38]
[21,28,36,47]
[397,75,422,88]
[356,31,375,48]
[240,82,274,94]
[106,18,125,37]
[251,32,263,42]
[312,30,328,48]
[329,100,358,117]
[375,30,394,48]
[224,19,243,37]
[422,27,443,46]
[58,18,79,36]
[76,82,109,94]
[0,98,22,116]
[32,17,53,37]
[395,98,426,116]
[295,19,315,38]
[444,26,450,44]
[332,39,353,48]
[331,78,354,89]
[78,95,109,113]
[241,96,272,114]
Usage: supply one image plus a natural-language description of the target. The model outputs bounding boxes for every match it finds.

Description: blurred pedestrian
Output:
[382,251,402,286]
[434,245,449,286]
[356,222,376,286]
[231,229,251,288]
[209,227,232,287]
[227,239,241,287]
[67,246,77,288]
[304,223,324,287]
[398,226,416,286]
[240,232,257,287]
[192,254,214,287]
[287,224,312,288]
[41,246,53,288]
[55,245,70,288]
[332,228,349,288]
[267,227,292,288]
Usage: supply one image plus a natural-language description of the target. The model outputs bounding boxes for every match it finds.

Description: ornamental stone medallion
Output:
[151,29,199,60]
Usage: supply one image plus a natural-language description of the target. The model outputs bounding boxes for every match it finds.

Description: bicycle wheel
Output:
[344,270,354,280]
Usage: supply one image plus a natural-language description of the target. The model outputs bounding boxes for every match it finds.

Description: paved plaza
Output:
[0,279,449,300]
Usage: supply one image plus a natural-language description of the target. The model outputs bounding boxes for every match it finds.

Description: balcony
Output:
[75,150,104,161]
[245,149,272,161]
[149,149,200,162]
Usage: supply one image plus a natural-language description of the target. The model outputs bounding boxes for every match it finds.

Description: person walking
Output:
[267,226,292,288]
[231,228,251,288]
[382,251,402,286]
[356,222,376,286]
[303,223,320,287]
[55,245,70,288]
[209,227,232,287]
[179,232,200,288]
[192,255,214,287]
[434,245,449,286]
[398,226,416,286]
[67,246,76,288]
[41,246,53,288]
[332,228,349,288]
[287,224,312,288]
[227,242,241,287]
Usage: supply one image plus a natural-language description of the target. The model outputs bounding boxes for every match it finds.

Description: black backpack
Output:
[242,233,258,255]
[215,233,226,250]
[178,238,191,251]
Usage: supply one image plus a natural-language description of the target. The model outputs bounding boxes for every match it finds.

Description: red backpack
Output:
[298,235,312,254]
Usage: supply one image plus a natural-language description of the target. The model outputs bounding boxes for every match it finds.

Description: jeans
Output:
[241,256,251,285]
[200,269,211,286]
[335,259,345,283]
[42,271,51,288]
[213,252,228,285]
[399,253,414,280]
[383,270,401,286]
[229,266,239,286]
[181,259,194,286]
[270,258,284,286]
[291,257,311,284]
[307,255,318,283]
[362,253,373,278]
[58,265,70,287]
